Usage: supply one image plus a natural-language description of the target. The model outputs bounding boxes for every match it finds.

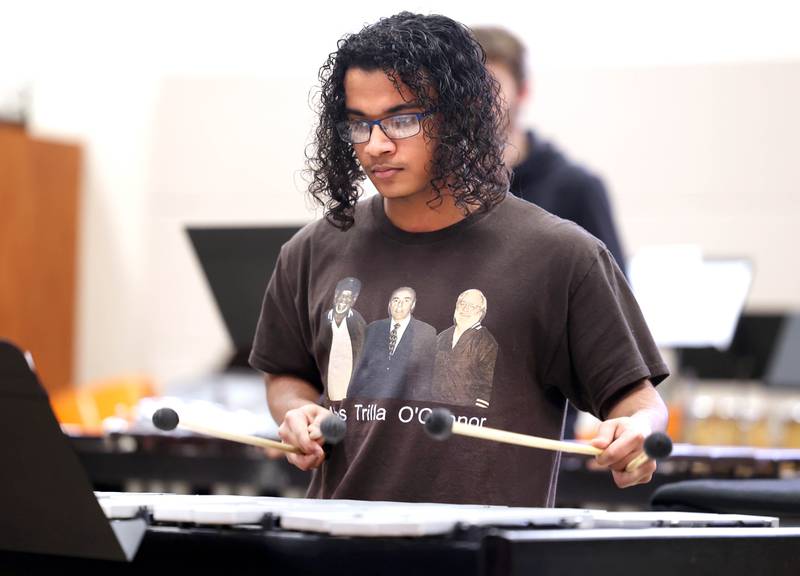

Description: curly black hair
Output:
[306,12,509,230]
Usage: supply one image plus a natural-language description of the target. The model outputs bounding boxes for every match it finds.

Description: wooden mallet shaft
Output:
[173,419,302,454]
[428,409,670,472]
[152,407,348,455]
[450,420,602,456]
[624,451,651,472]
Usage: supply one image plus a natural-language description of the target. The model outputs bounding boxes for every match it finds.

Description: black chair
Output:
[651,478,800,524]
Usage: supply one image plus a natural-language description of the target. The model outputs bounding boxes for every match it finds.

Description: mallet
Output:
[152,407,346,455]
[424,408,671,471]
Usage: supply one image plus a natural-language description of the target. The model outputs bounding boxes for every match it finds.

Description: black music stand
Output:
[186,226,300,368]
[0,340,146,561]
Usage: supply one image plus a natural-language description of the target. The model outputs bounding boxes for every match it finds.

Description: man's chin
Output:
[371,180,417,200]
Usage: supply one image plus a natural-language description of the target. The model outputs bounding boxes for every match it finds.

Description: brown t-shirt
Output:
[250,193,668,507]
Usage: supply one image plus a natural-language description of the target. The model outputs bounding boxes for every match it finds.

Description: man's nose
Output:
[364,124,395,156]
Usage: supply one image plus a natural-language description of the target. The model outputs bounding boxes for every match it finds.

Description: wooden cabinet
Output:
[0,124,81,393]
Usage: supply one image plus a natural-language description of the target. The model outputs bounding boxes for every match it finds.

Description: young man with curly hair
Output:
[250,12,669,506]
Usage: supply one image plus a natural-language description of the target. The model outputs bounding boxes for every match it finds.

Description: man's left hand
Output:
[590,416,656,488]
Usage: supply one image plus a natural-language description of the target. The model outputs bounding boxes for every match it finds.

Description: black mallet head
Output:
[424,408,454,440]
[644,432,673,460]
[152,407,180,432]
[320,415,347,445]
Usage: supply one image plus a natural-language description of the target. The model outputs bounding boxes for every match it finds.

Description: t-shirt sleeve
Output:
[248,248,323,391]
[553,245,669,419]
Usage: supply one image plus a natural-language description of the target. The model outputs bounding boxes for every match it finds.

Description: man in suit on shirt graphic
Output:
[348,286,436,400]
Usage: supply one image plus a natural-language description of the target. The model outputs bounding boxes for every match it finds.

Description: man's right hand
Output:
[278,403,332,471]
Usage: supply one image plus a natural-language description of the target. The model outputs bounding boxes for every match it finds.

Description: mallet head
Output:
[424,408,454,440]
[320,414,347,445]
[644,432,673,460]
[152,407,180,432]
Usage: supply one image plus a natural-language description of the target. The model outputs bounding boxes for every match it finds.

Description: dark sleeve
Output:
[409,321,437,387]
[248,248,323,392]
[475,333,498,405]
[550,246,669,419]
[560,172,627,273]
[349,311,367,363]
[576,176,626,272]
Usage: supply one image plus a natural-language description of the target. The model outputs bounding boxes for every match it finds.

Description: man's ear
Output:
[518,79,531,107]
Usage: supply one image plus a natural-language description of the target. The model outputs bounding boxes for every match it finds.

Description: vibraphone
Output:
[2,493,798,575]
[4,339,797,574]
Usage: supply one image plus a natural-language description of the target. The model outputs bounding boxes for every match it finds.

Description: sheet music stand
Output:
[0,340,146,561]
[629,246,752,349]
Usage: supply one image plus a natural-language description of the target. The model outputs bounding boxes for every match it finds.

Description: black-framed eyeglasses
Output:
[336,111,433,144]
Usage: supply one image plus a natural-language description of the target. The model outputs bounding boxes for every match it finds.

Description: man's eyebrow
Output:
[345,102,421,117]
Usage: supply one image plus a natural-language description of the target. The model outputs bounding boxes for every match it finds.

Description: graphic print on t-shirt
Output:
[323,277,366,401]
[431,289,498,408]
[326,285,498,407]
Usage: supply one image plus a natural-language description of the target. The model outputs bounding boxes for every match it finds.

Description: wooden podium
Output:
[0,124,81,393]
